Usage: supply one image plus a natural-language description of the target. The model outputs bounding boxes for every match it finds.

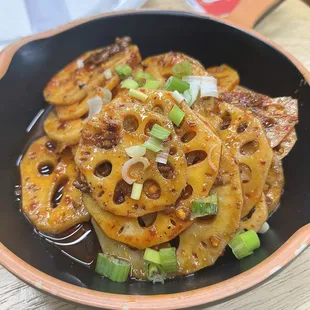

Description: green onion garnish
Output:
[183,89,192,106]
[169,104,185,127]
[190,193,218,220]
[159,247,178,273]
[128,89,148,102]
[228,230,261,260]
[95,253,131,282]
[125,145,146,158]
[144,80,161,89]
[131,182,143,200]
[150,124,171,141]
[143,248,161,264]
[115,65,132,79]
[146,263,166,283]
[164,76,190,93]
[143,136,163,152]
[134,72,155,86]
[120,79,139,90]
[172,60,192,79]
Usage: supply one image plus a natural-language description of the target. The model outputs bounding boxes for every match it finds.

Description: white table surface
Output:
[1,0,309,309]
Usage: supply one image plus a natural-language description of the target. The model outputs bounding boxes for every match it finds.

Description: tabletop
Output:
[1,0,309,309]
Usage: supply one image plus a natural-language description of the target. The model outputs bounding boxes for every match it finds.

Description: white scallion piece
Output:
[86,96,103,119]
[183,75,218,99]
[122,157,150,185]
[172,90,185,104]
[104,69,112,80]
[188,82,200,106]
[131,183,143,200]
[156,147,169,164]
[258,222,270,234]
[77,59,84,69]
[125,145,146,158]
[100,88,112,104]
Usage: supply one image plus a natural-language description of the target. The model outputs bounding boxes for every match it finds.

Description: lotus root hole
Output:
[181,131,197,143]
[237,122,248,133]
[192,252,198,260]
[138,212,158,227]
[240,140,259,156]
[200,241,208,248]
[185,150,207,166]
[239,163,252,184]
[170,235,180,249]
[152,105,164,114]
[38,161,54,176]
[143,180,161,199]
[95,161,112,177]
[179,184,193,201]
[113,180,132,204]
[262,117,275,128]
[157,162,174,179]
[45,140,57,152]
[220,111,231,130]
[123,115,139,132]
[242,207,256,221]
[144,120,158,136]
[169,146,177,155]
[52,177,69,208]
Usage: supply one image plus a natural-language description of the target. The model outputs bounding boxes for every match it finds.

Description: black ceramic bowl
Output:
[0,10,309,310]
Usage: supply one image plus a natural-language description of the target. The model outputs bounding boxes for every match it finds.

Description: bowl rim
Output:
[0,9,309,310]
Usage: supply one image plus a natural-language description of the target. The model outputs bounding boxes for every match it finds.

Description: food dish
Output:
[20,36,297,282]
[0,10,309,309]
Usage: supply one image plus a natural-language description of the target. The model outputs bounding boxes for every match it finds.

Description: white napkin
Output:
[0,0,147,50]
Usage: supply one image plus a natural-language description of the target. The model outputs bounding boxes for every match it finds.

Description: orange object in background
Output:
[187,0,240,16]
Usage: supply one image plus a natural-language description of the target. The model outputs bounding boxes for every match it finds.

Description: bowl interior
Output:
[0,11,309,295]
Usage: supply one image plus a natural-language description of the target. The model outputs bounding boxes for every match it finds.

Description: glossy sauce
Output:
[15,107,101,269]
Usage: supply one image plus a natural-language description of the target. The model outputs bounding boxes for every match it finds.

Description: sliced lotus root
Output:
[177,146,243,274]
[75,100,187,217]
[263,157,284,214]
[92,218,145,279]
[83,194,192,249]
[142,52,207,87]
[44,110,83,146]
[55,77,120,121]
[138,89,221,217]
[240,194,268,232]
[205,102,273,218]
[44,37,141,105]
[219,90,298,148]
[274,129,297,159]
[206,64,240,92]
[20,136,90,234]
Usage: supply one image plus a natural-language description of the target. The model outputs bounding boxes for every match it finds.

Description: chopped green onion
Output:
[187,82,200,106]
[103,69,112,80]
[172,90,185,104]
[150,124,171,141]
[172,60,192,79]
[146,263,166,283]
[95,253,131,282]
[128,89,148,102]
[134,72,155,86]
[164,76,190,93]
[143,136,163,152]
[183,89,192,106]
[169,104,185,127]
[159,248,178,273]
[144,80,161,89]
[115,65,132,79]
[121,79,139,90]
[143,248,161,264]
[190,193,218,220]
[258,222,270,234]
[131,182,143,200]
[228,230,260,260]
[125,145,146,158]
